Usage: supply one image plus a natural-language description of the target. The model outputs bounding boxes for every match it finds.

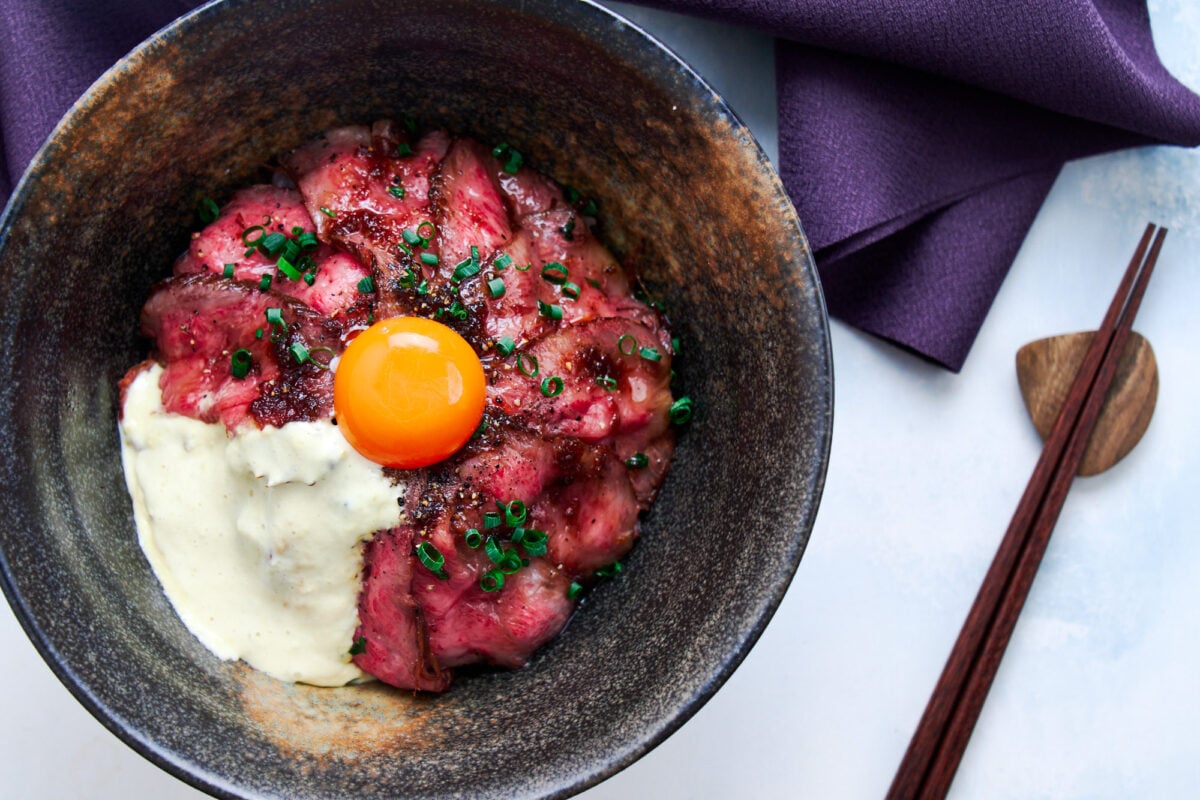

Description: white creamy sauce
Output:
[119,364,402,686]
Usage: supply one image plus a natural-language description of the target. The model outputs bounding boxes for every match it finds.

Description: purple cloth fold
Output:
[4,1,1200,369]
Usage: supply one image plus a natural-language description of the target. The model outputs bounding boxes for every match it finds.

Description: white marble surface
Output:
[4,1,1200,797]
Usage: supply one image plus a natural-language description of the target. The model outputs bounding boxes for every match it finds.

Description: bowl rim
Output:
[0,1,834,797]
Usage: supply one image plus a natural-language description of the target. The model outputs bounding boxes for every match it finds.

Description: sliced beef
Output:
[282,124,450,318]
[174,185,373,318]
[140,274,346,429]
[353,526,452,691]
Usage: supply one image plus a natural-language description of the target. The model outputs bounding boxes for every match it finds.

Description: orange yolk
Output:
[333,316,486,468]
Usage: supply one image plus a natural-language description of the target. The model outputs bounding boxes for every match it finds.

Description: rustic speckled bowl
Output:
[0,1,831,798]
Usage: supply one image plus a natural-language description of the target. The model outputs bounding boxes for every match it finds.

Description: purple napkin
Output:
[5,1,1200,369]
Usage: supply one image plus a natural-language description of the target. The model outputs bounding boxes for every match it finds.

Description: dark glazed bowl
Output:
[0,1,831,798]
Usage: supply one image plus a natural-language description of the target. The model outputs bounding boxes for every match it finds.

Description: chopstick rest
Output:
[1016,330,1158,475]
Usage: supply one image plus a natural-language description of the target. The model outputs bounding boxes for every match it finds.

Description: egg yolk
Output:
[333,316,486,468]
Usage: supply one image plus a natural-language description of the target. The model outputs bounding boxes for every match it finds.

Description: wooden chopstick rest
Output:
[1016,330,1158,475]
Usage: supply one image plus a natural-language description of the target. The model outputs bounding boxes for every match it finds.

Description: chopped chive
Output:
[503,149,523,174]
[198,197,220,223]
[451,258,480,282]
[259,232,288,256]
[564,186,581,204]
[537,300,563,320]
[483,511,503,530]
[420,252,440,266]
[586,277,601,289]
[357,276,376,294]
[521,529,548,557]
[291,226,305,236]
[515,263,532,271]
[241,225,266,247]
[568,582,583,600]
[308,346,336,371]
[276,254,301,281]
[625,453,649,469]
[596,375,618,391]
[464,529,483,549]
[416,221,436,241]
[487,277,506,298]
[303,272,316,286]
[481,569,505,592]
[255,328,263,339]
[281,239,301,263]
[448,301,468,321]
[540,376,564,397]
[560,216,576,240]
[289,343,310,364]
[669,396,694,425]
[401,228,422,246]
[470,245,480,264]
[265,307,285,330]
[541,262,568,284]
[396,141,414,157]
[348,636,367,656]
[222,263,235,279]
[595,561,623,579]
[517,352,539,377]
[415,541,447,578]
[639,346,662,362]
[504,500,527,527]
[617,334,637,356]
[561,281,581,300]
[258,274,272,291]
[491,142,510,158]
[388,185,406,199]
[499,551,523,574]
[484,536,505,565]
[494,253,513,270]
[416,279,429,296]
[230,349,252,379]
[511,526,527,545]
[671,336,681,353]
[495,336,516,356]
[319,206,336,218]
[297,231,319,249]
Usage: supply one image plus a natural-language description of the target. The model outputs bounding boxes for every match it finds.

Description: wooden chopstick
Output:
[886,223,1167,800]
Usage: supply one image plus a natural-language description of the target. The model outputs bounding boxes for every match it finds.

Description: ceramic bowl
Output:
[0,0,831,797]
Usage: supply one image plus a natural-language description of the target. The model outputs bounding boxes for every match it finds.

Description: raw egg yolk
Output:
[334,316,486,468]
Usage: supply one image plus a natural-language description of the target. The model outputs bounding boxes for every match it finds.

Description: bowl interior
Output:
[0,1,831,798]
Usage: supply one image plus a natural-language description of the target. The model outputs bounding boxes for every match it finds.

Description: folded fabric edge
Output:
[816,168,1060,371]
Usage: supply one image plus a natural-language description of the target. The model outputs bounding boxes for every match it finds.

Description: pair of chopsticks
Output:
[886,223,1168,800]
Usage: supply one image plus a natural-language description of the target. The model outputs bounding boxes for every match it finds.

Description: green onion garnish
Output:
[303,272,316,286]
[417,221,436,241]
[541,376,564,397]
[259,232,288,257]
[494,253,513,270]
[415,541,447,578]
[402,228,421,246]
[595,561,623,579]
[560,216,575,240]
[561,281,580,300]
[521,529,548,557]
[503,149,523,174]
[276,255,301,281]
[320,206,336,218]
[541,262,568,284]
[617,334,637,356]
[596,375,618,391]
[565,186,581,203]
[388,185,406,199]
[483,511,503,530]
[289,343,310,364]
[297,231,319,249]
[495,336,516,356]
[499,551,523,574]
[420,252,440,266]
[348,636,367,655]
[241,225,266,247]
[487,277,506,298]
[416,279,429,296]
[515,263,532,271]
[396,141,414,157]
[258,274,272,291]
[481,569,505,592]
[517,352,539,377]
[669,396,694,425]
[625,453,649,469]
[671,336,681,353]
[586,277,602,289]
[538,300,563,320]
[222,263,235,279]
[504,500,527,527]
[464,529,483,549]
[255,328,263,339]
[484,536,505,565]
[448,301,468,321]
[230,349,252,379]
[639,346,661,362]
[470,245,480,264]
[265,307,285,331]
[567,582,583,600]
[198,197,220,223]
[357,276,376,294]
[491,142,510,158]
[451,258,480,283]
